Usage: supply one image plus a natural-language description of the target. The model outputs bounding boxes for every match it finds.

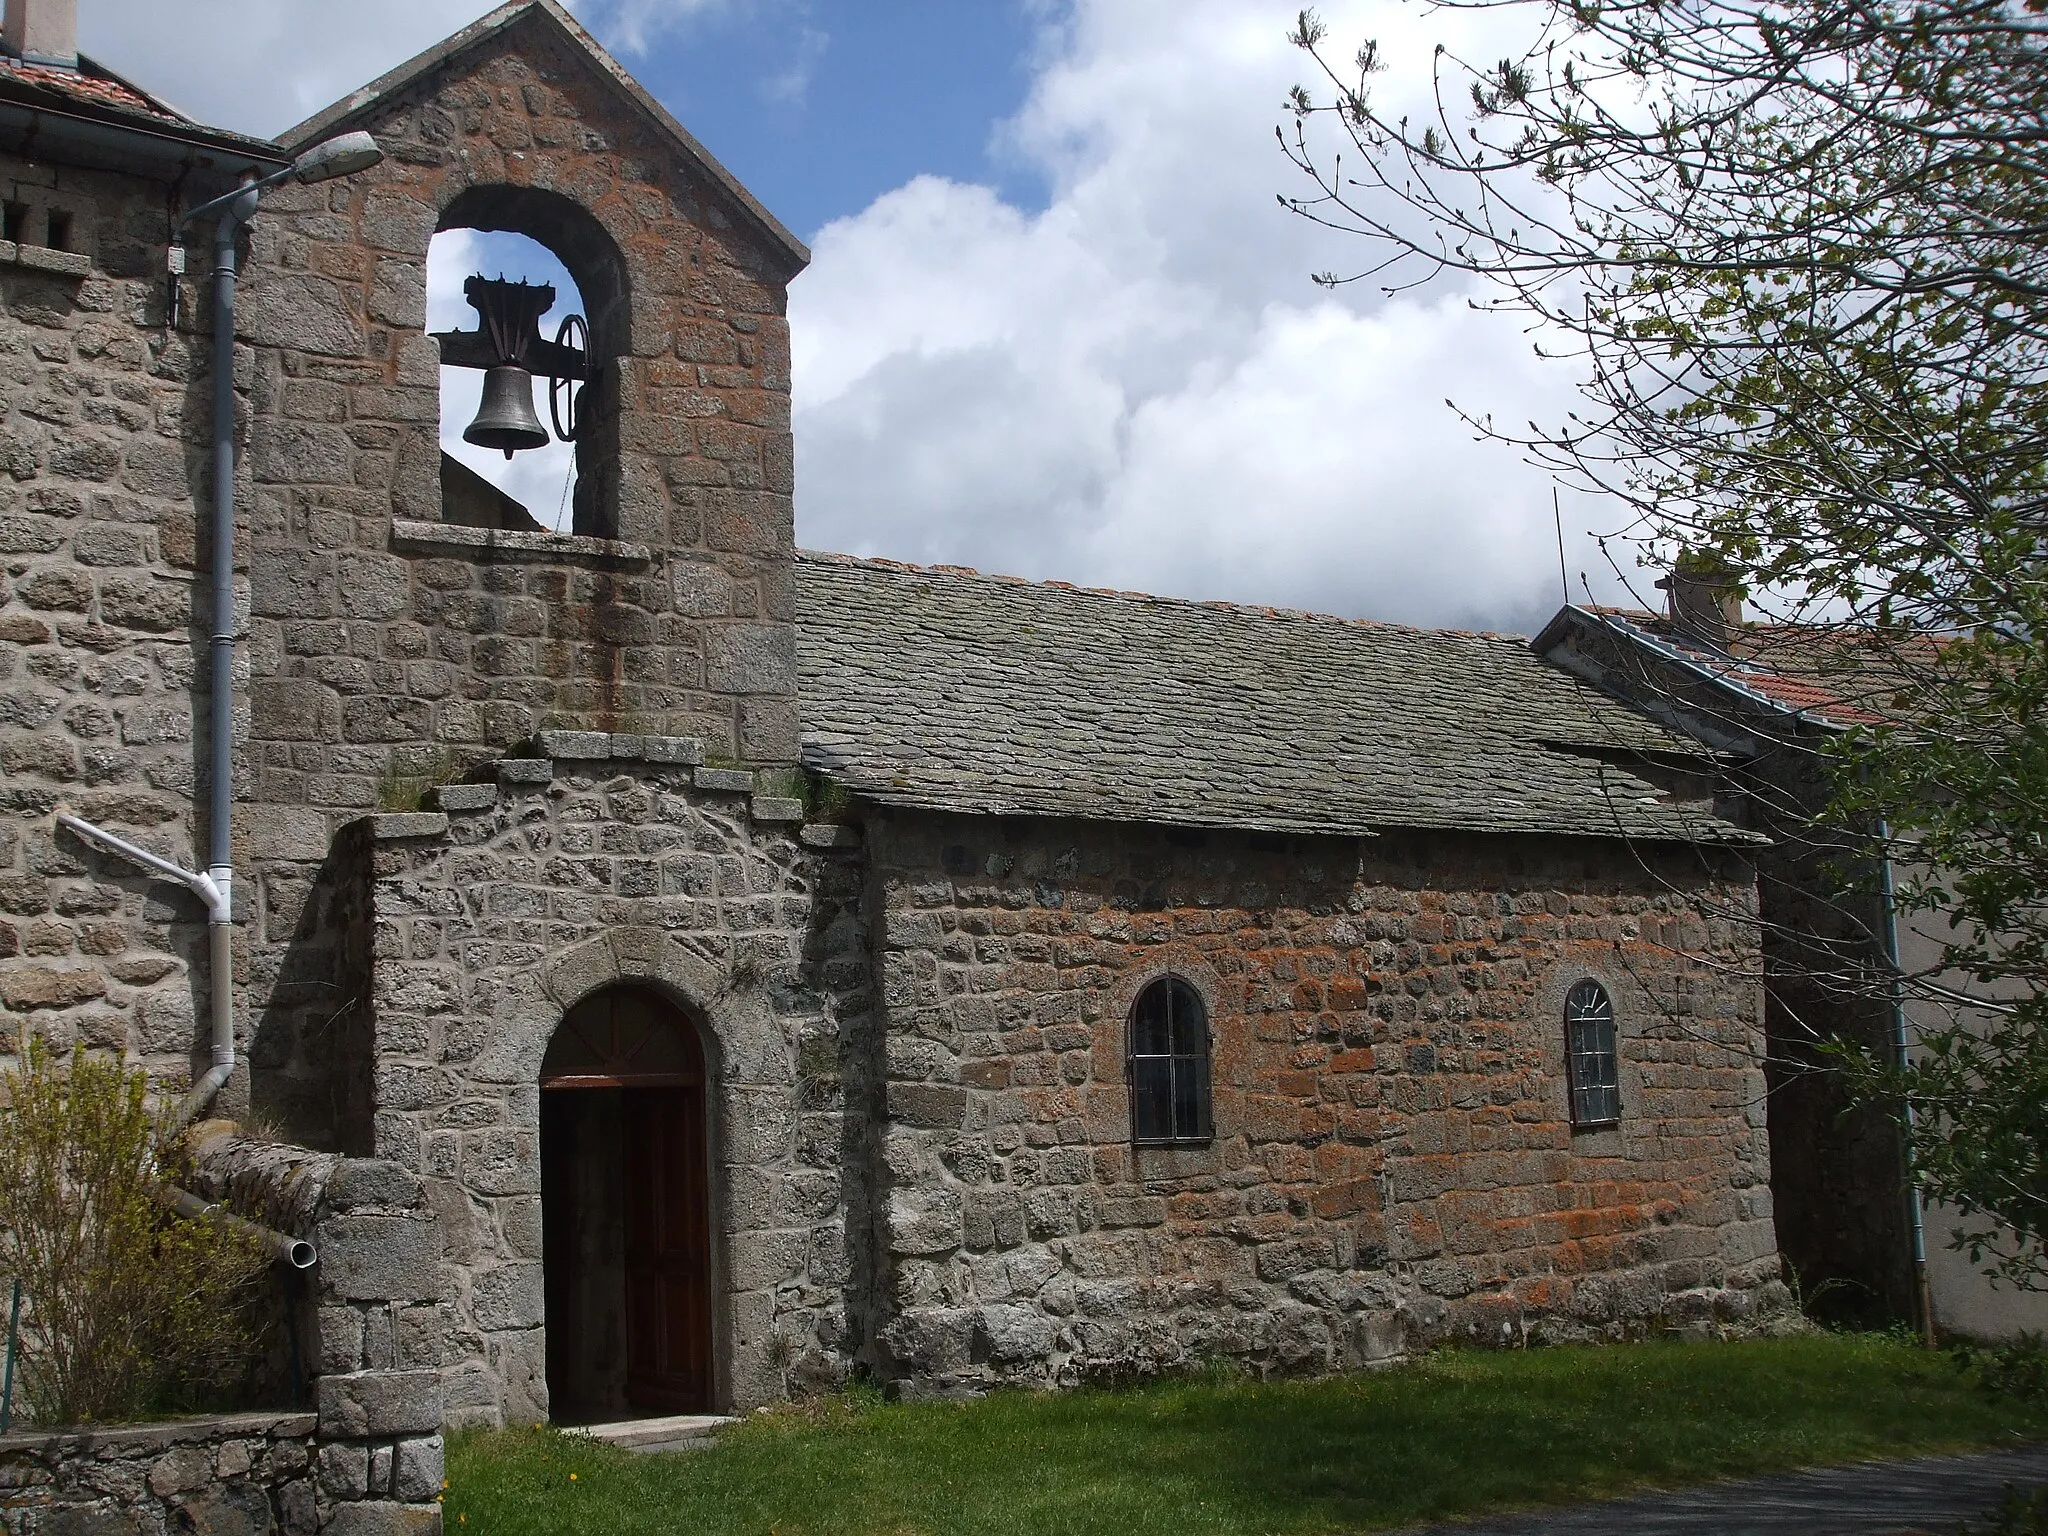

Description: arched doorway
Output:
[540,986,713,1421]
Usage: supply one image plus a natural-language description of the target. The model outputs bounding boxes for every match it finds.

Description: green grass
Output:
[446,1335,2048,1535]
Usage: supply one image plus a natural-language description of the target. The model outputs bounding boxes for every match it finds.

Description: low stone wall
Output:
[0,1411,319,1535]
[186,1133,446,1535]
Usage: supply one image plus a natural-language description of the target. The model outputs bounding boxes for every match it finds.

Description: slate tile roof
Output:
[796,552,1754,844]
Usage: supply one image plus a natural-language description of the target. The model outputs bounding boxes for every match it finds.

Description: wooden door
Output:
[622,1083,712,1412]
[541,987,714,1420]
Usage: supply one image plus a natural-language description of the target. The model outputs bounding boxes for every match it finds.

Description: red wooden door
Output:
[622,1084,712,1412]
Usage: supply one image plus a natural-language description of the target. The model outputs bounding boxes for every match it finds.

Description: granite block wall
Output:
[0,144,254,1097]
[345,747,869,1425]
[0,1412,325,1536]
[186,1132,447,1535]
[229,12,812,1139]
[857,811,1784,1393]
[237,12,803,772]
[1545,615,1915,1326]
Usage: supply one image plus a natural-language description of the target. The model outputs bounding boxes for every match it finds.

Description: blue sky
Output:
[84,0,1646,631]
[601,1,1049,239]
[86,0,1049,242]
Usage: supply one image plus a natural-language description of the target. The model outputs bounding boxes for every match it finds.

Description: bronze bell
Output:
[465,364,549,459]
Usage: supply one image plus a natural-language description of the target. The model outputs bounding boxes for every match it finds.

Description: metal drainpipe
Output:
[52,181,258,1129]
[188,181,259,1124]
[157,1186,316,1270]
[1879,822,1938,1346]
[54,813,231,1125]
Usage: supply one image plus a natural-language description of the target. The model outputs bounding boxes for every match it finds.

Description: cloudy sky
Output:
[79,0,1651,632]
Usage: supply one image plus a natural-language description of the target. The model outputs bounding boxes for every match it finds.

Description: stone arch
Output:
[465,928,791,1112]
[439,184,631,362]
[1532,950,1650,1154]
[536,928,790,1088]
[435,183,631,537]
[540,982,716,1417]
[524,928,799,1414]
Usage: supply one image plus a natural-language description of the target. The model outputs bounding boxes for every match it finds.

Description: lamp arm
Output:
[174,163,294,241]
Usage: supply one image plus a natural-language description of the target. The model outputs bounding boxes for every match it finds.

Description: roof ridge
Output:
[278,0,808,273]
[793,548,1530,644]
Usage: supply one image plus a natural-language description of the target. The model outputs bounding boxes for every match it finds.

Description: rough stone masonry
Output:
[0,5,1791,1514]
[854,812,1782,1395]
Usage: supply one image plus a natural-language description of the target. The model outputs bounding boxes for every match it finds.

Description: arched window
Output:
[1128,976,1212,1145]
[1565,980,1621,1127]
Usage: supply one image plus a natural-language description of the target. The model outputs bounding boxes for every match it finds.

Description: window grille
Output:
[1566,979,1621,1126]
[1128,976,1212,1145]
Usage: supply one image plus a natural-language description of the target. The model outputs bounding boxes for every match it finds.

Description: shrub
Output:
[1964,1484,2048,1536]
[0,1033,265,1425]
[1955,1333,2048,1407]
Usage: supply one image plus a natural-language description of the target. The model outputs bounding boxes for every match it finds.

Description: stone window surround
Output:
[1534,957,1646,1156]
[1109,953,1225,1179]
[1565,977,1622,1129]
[1124,973,1214,1148]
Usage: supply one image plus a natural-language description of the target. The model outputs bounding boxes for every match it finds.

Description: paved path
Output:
[1392,1444,2048,1534]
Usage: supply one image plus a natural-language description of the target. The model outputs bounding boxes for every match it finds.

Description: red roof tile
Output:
[1588,608,1944,728]
[0,54,188,126]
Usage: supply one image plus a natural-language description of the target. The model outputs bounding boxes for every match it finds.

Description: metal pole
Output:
[2,1277,22,1433]
[1878,823,1937,1347]
[208,187,252,891]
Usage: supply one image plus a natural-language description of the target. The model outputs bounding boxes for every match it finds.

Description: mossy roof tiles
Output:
[794,552,1754,845]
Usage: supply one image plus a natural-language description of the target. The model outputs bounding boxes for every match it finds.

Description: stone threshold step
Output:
[562,1414,737,1454]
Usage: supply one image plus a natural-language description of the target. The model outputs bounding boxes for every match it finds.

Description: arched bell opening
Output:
[430,184,630,538]
[427,228,586,531]
[540,985,715,1423]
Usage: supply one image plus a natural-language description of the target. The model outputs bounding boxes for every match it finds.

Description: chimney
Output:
[1656,553,1744,651]
[4,0,77,70]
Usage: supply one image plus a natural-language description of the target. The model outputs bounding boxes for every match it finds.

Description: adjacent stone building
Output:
[1538,578,2048,1343]
[0,2,1792,1525]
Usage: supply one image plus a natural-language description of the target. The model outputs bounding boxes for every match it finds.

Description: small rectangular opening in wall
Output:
[44,209,71,252]
[1,203,25,243]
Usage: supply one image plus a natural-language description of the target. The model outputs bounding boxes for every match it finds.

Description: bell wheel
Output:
[551,314,589,443]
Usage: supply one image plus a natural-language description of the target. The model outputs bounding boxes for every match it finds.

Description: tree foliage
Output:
[0,1035,264,1425]
[1282,0,2048,1281]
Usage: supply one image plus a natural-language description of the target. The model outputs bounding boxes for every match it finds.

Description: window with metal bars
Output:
[1127,976,1212,1145]
[1566,979,1621,1127]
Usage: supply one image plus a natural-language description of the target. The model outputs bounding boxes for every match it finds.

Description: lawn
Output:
[446,1334,2048,1535]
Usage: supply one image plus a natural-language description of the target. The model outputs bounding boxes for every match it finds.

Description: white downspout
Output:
[55,813,233,1125]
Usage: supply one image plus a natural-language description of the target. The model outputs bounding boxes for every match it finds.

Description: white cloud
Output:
[792,0,1634,632]
[79,1,500,137]
[75,0,1640,630]
[74,0,726,136]
[567,0,729,58]
[762,23,828,106]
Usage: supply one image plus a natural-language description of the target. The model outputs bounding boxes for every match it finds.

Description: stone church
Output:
[0,0,1788,1526]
